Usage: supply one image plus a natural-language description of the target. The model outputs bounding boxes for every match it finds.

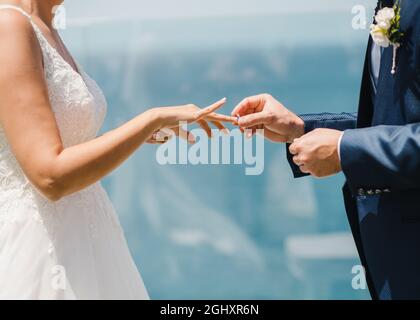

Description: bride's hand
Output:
[146,127,193,144]
[154,98,235,141]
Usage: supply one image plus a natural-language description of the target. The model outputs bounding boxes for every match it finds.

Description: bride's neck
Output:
[7,0,64,27]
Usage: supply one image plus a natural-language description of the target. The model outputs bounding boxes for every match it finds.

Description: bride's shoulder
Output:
[0,9,36,41]
[0,9,41,59]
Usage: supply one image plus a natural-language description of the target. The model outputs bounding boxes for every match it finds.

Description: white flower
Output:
[375,7,395,30]
[370,24,390,47]
[370,3,404,74]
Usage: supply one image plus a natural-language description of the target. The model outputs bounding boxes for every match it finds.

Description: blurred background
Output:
[62,0,376,299]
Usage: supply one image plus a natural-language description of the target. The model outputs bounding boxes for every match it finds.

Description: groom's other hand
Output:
[289,128,342,178]
[232,94,305,143]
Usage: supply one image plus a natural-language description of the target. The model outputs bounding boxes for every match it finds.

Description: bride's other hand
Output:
[145,132,172,144]
[155,98,235,139]
[146,127,192,144]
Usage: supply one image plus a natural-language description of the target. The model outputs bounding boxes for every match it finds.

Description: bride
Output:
[0,0,234,299]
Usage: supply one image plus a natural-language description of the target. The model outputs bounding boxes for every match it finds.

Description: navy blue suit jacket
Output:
[287,1,420,299]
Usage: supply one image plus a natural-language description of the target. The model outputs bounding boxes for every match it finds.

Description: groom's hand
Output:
[289,129,342,178]
[232,94,305,143]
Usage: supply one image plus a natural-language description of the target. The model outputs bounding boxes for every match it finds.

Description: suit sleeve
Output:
[287,112,358,178]
[340,123,420,194]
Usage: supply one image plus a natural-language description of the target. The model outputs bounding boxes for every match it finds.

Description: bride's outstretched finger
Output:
[204,112,236,123]
[197,97,227,118]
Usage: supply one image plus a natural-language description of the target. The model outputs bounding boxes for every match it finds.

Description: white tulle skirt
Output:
[0,182,149,300]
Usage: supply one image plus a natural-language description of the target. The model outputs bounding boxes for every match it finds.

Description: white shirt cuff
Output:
[337,132,344,162]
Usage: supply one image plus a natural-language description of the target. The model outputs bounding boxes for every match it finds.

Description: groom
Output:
[233,0,420,300]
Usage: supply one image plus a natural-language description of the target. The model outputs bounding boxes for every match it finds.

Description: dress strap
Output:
[0,5,46,40]
[0,4,32,19]
[0,4,50,54]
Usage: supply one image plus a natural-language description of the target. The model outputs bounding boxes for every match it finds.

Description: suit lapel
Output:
[372,46,395,122]
[356,38,375,128]
[371,0,412,125]
[357,0,401,128]
[355,0,386,128]
[374,0,399,97]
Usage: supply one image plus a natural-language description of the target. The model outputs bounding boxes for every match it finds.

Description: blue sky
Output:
[65,0,377,21]
[61,0,377,51]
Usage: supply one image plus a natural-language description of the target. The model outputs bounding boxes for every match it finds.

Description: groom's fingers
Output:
[238,112,271,128]
[243,127,256,139]
[260,128,288,143]
[293,154,311,173]
[231,95,265,116]
[243,124,264,139]
[292,155,304,167]
[289,141,300,155]
[299,164,310,174]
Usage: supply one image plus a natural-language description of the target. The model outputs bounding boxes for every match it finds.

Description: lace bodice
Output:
[0,5,107,198]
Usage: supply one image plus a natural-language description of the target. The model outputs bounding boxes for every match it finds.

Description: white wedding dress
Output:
[0,5,149,300]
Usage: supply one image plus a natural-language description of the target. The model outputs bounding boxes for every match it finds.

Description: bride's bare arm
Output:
[0,11,233,201]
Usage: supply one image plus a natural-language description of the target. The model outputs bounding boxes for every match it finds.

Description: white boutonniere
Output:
[370,0,404,74]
